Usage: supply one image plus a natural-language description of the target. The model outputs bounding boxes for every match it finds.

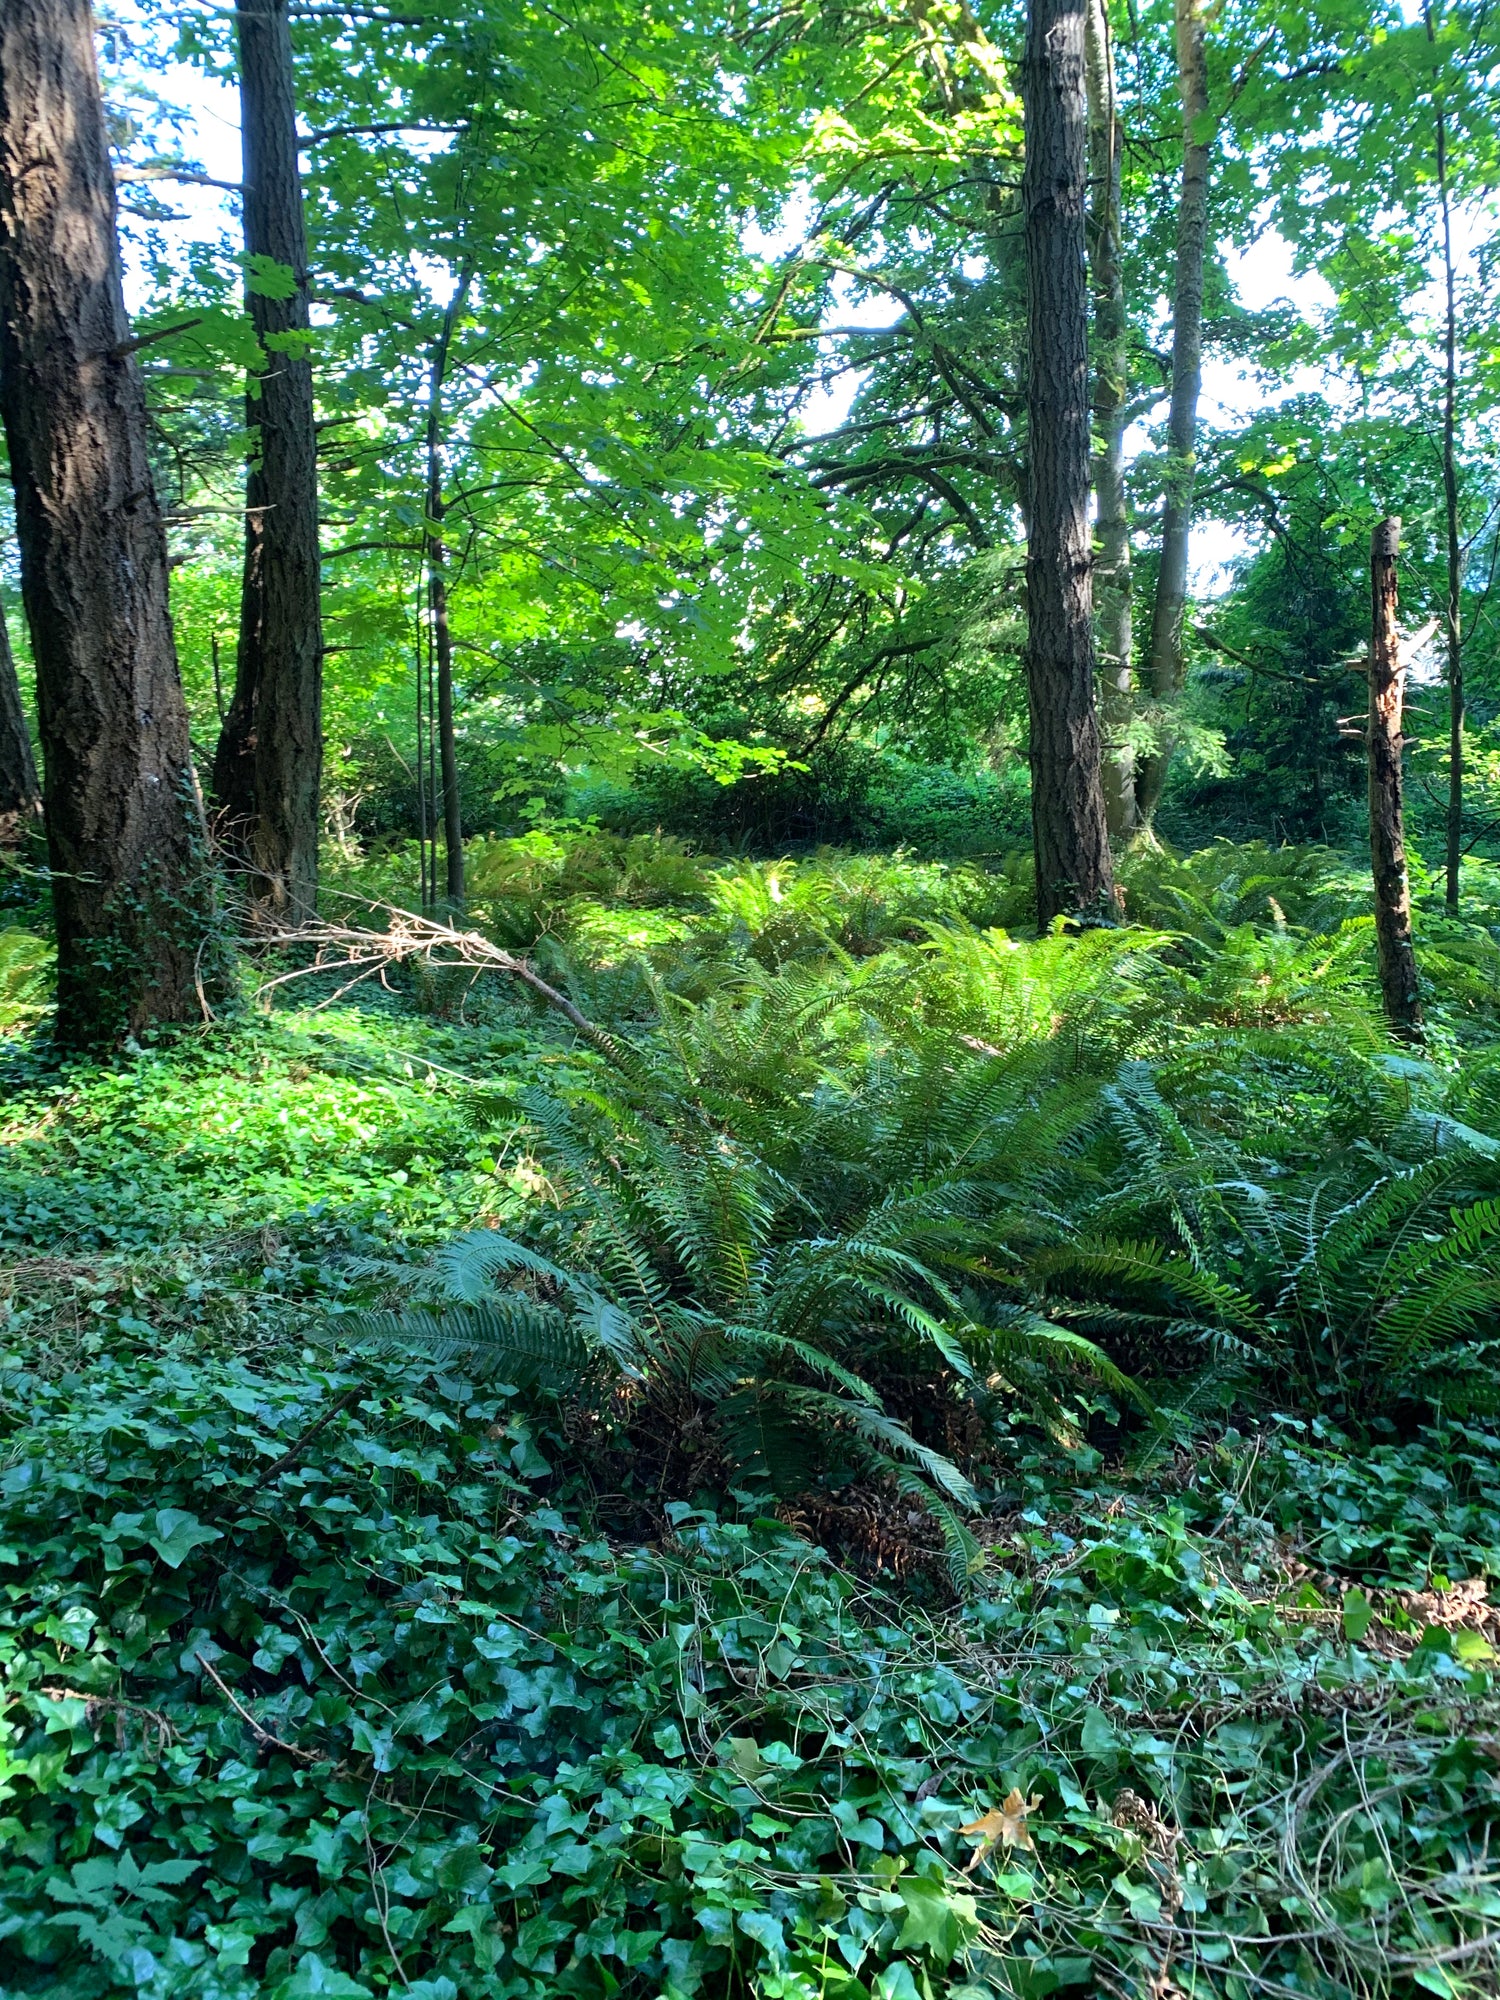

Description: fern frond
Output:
[885,1460,983,1589]
[432,1229,573,1303]
[840,1276,975,1380]
[1030,1238,1261,1335]
[970,1309,1152,1410]
[786,1388,977,1508]
[1372,1195,1500,1370]
[340,1302,592,1388]
[718,1320,881,1403]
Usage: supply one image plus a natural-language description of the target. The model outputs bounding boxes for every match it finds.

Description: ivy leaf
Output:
[1342,1588,1375,1643]
[873,1965,923,2000]
[1113,1872,1164,1925]
[726,1735,763,1778]
[267,1954,374,1999]
[1080,1707,1121,1757]
[145,1509,221,1569]
[434,1844,493,1894]
[895,1875,979,1965]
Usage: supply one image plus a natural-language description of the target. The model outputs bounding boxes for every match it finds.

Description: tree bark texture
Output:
[0,594,40,837]
[1135,0,1210,825]
[213,0,323,919]
[1085,0,1135,842]
[0,0,219,1046]
[1022,0,1115,927]
[1367,520,1421,1038]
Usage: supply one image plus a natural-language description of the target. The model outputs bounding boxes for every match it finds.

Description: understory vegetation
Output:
[4,836,1500,1999]
[6,0,1500,1989]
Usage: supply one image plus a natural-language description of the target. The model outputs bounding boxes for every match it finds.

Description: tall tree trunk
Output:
[1425,4,1463,912]
[0,0,220,1046]
[1135,0,1210,826]
[0,595,40,838]
[1023,0,1115,927]
[1368,519,1421,1038]
[429,510,464,906]
[425,271,471,908]
[1086,0,1135,843]
[213,0,323,919]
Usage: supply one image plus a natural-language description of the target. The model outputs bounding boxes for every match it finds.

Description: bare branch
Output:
[109,316,204,358]
[246,906,618,1056]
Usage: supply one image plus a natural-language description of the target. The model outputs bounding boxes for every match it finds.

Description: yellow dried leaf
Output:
[959,1786,1041,1865]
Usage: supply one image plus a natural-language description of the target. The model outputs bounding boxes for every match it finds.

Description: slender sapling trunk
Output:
[425,271,471,908]
[0,595,39,838]
[1368,519,1422,1038]
[1425,5,1463,912]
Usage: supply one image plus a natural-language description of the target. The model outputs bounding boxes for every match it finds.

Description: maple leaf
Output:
[959,1787,1041,1866]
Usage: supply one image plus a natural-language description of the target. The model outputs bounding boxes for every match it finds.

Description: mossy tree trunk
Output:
[213,0,323,919]
[0,0,221,1045]
[1368,518,1421,1039]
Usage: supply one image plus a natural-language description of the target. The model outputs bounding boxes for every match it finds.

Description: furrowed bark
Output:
[1135,0,1210,825]
[0,594,40,838]
[0,0,220,1045]
[213,0,323,919]
[1367,519,1421,1038]
[1085,0,1135,842]
[1022,0,1115,927]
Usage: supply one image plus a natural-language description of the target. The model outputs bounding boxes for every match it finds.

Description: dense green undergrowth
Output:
[4,836,1500,1997]
[4,1348,1500,2000]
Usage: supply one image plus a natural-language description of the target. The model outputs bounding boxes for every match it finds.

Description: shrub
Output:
[0,927,51,1033]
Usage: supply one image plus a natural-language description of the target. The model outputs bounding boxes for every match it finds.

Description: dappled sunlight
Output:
[5,0,1500,1981]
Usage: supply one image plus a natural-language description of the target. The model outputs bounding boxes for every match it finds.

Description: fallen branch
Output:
[244,905,618,1056]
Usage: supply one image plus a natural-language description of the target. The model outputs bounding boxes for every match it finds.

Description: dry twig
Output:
[245,905,616,1053]
[196,1650,343,1770]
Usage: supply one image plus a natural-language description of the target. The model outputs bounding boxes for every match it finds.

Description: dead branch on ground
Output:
[244,906,618,1056]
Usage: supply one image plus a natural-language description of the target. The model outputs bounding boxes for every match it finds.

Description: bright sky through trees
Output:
[104,7,1384,598]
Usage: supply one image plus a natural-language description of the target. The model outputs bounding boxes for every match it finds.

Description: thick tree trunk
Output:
[1135,0,1210,826]
[0,596,40,839]
[1085,0,1135,843]
[1368,519,1421,1038]
[1022,0,1115,927]
[213,0,323,919]
[0,0,219,1046]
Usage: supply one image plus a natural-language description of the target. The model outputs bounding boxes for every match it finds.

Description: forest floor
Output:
[2,836,1500,2000]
